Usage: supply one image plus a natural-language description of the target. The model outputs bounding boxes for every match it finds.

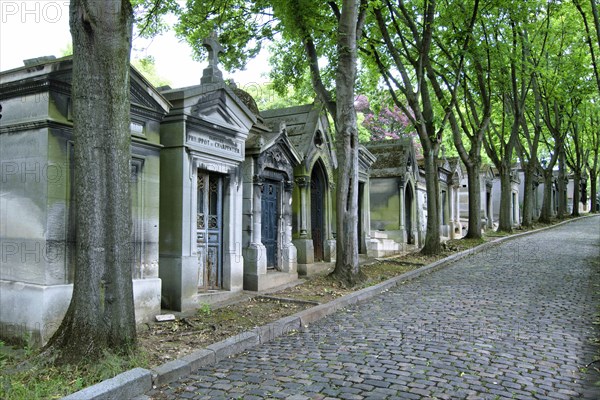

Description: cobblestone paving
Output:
[148,217,600,399]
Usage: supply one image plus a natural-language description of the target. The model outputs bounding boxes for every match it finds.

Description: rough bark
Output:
[497,163,513,232]
[537,122,561,223]
[520,161,535,226]
[571,171,581,217]
[43,0,136,365]
[330,0,365,286]
[590,170,598,213]
[539,169,554,223]
[421,146,442,254]
[465,162,482,238]
[557,148,567,218]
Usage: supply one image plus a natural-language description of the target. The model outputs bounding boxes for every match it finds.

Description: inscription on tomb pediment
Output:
[186,131,242,158]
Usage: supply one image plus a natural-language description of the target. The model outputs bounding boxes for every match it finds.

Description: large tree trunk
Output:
[521,161,535,227]
[331,0,364,286]
[590,170,598,213]
[497,164,513,232]
[421,146,441,255]
[539,169,554,223]
[572,171,581,216]
[43,0,136,365]
[465,162,482,238]
[557,147,567,218]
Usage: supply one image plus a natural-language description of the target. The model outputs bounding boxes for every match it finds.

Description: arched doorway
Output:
[405,183,415,244]
[311,162,326,261]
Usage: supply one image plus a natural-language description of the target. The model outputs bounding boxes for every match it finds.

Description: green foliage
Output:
[59,43,72,57]
[173,0,276,72]
[131,55,171,87]
[132,0,182,38]
[357,112,371,143]
[198,302,212,316]
[241,81,312,111]
[268,40,313,97]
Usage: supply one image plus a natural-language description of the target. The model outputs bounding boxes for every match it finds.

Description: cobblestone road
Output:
[148,217,600,399]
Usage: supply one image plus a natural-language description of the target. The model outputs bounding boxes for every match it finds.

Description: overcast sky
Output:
[0,1,270,88]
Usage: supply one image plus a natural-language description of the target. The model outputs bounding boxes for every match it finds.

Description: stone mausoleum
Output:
[241,99,302,290]
[0,56,170,345]
[2,35,479,346]
[365,138,422,256]
[262,103,338,275]
[459,164,496,231]
[158,36,256,311]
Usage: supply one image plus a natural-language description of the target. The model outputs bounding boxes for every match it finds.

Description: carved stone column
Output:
[292,176,314,275]
[242,174,267,290]
[398,179,406,244]
[323,179,336,263]
[281,180,297,273]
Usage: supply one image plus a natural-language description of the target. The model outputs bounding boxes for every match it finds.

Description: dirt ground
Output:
[138,240,478,368]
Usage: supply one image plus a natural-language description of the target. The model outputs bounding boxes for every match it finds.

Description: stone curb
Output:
[63,215,596,399]
[61,367,152,400]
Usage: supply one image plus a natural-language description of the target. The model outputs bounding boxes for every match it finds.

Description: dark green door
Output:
[311,166,325,261]
[261,181,279,269]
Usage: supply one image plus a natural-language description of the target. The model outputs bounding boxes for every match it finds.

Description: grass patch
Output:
[0,341,149,400]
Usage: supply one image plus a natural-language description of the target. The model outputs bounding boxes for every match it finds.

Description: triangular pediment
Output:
[262,103,335,163]
[481,164,495,180]
[365,138,418,179]
[189,87,256,134]
[129,77,170,117]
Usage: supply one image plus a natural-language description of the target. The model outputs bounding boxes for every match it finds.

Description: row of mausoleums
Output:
[0,56,367,344]
[0,56,590,345]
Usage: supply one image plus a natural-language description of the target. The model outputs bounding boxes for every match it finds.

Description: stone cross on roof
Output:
[201,31,224,84]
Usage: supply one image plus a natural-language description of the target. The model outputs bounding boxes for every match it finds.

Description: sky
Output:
[0,1,270,88]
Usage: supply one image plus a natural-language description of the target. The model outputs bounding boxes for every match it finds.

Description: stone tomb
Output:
[492,166,521,227]
[437,156,462,239]
[365,138,422,257]
[158,38,256,310]
[459,164,496,230]
[262,103,337,275]
[241,101,302,290]
[357,145,376,255]
[517,164,544,220]
[0,56,169,345]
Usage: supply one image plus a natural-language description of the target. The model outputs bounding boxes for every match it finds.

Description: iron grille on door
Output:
[197,172,223,290]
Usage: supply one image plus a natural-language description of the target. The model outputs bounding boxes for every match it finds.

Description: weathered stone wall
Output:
[0,59,165,346]
[369,177,400,232]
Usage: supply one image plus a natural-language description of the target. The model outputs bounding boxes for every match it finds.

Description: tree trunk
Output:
[572,171,581,217]
[521,161,535,227]
[539,169,554,223]
[497,164,513,232]
[465,162,482,239]
[590,170,598,213]
[43,0,136,365]
[557,147,567,218]
[330,0,364,286]
[421,146,441,255]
